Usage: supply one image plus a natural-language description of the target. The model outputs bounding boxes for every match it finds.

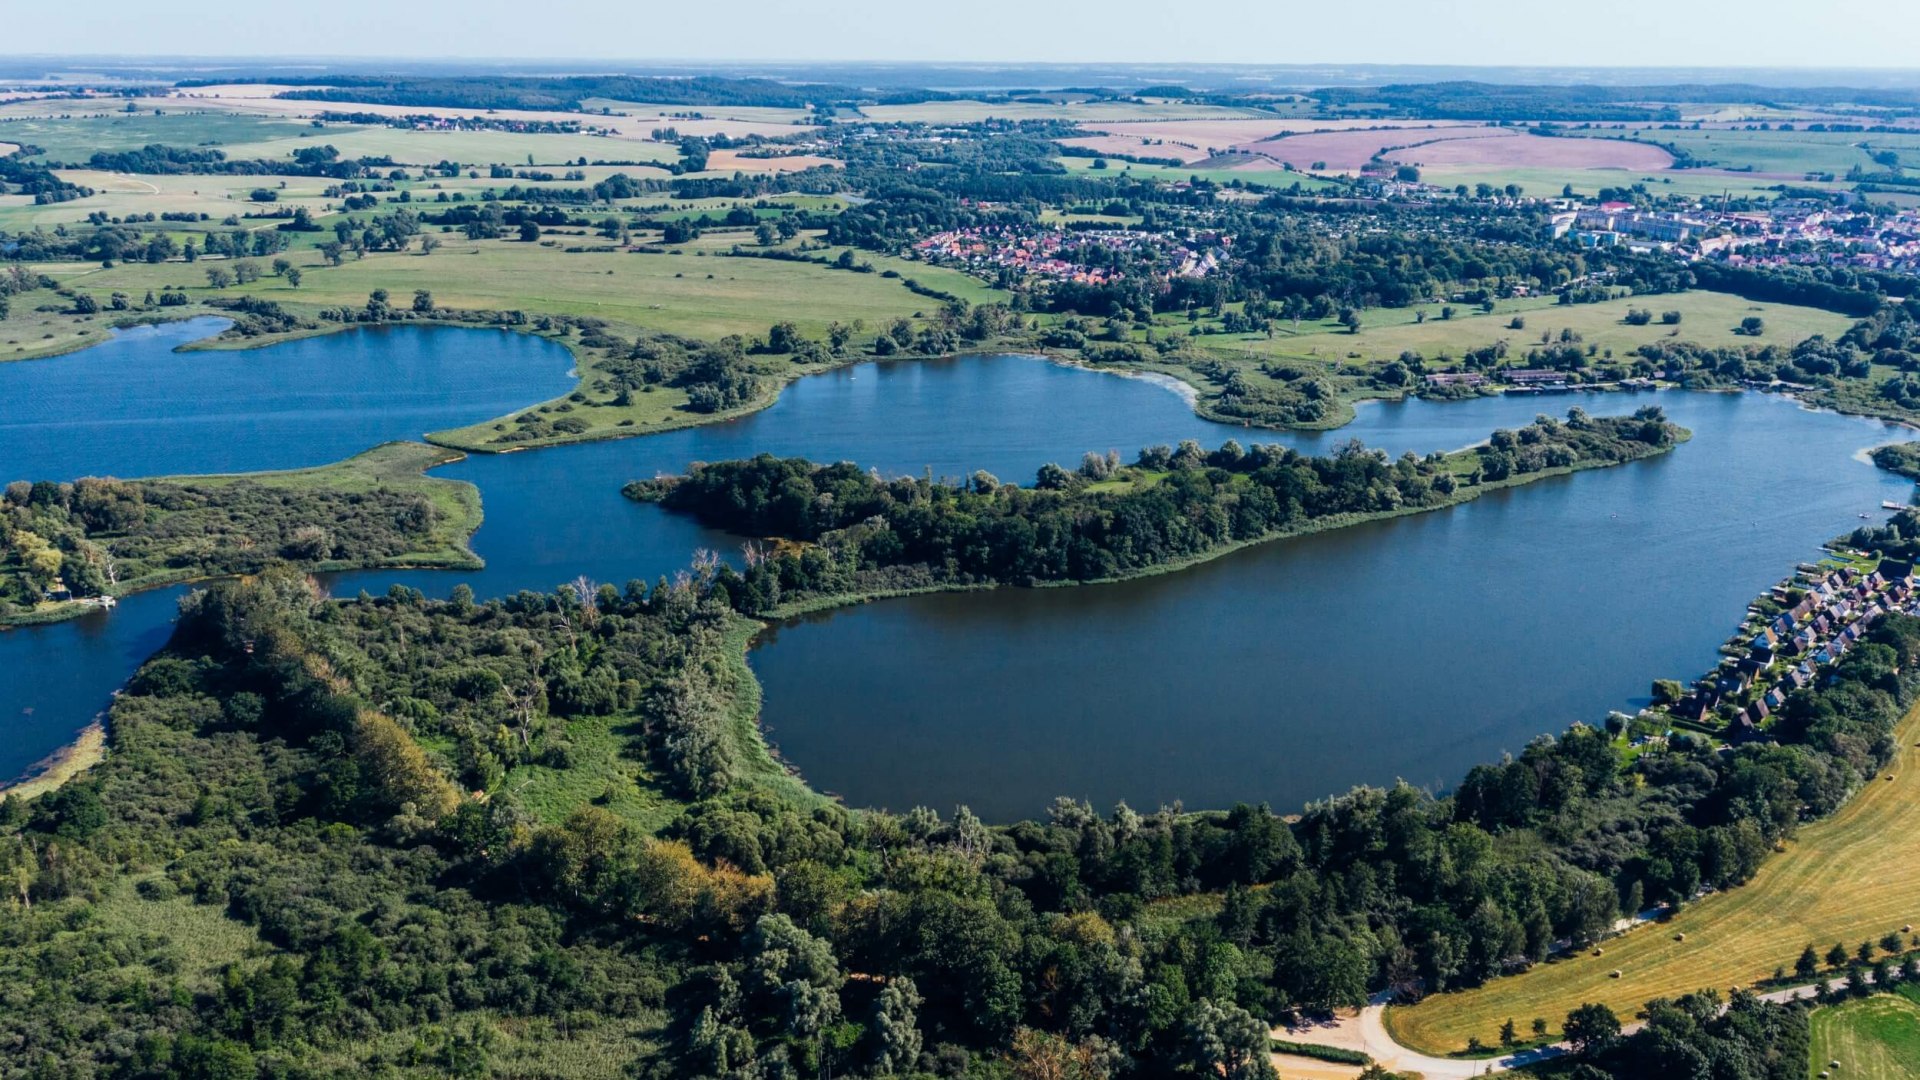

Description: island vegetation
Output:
[0,442,479,625]
[625,407,1681,614]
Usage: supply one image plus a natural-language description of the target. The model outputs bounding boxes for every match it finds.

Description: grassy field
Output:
[1410,163,1848,199]
[1383,700,1920,1055]
[1206,290,1852,367]
[1057,155,1336,189]
[0,169,336,231]
[52,232,1002,343]
[1809,991,1920,1080]
[0,110,313,159]
[220,125,679,168]
[1564,127,1920,179]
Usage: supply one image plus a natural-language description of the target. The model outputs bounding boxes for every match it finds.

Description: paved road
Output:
[1275,978,1845,1077]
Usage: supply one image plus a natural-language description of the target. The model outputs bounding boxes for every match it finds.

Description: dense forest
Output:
[624,409,1680,614]
[3,539,1885,1077]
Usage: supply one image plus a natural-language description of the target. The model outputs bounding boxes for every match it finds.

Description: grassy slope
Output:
[1809,991,1920,1080]
[1385,699,1920,1055]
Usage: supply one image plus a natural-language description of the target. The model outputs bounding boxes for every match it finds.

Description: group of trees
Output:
[627,409,1679,615]
[0,550,1860,1077]
[0,470,448,614]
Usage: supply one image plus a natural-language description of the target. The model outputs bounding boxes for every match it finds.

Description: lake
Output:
[2,325,1913,822]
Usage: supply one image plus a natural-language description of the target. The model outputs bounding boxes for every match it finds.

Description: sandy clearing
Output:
[1387,132,1675,170]
[703,148,838,172]
[0,141,17,157]
[1268,1052,1364,1080]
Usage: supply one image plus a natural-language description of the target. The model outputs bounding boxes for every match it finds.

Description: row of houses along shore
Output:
[1659,561,1917,743]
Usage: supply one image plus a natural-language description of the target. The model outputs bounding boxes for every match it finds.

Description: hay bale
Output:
[1610,969,1623,978]
[1674,932,1686,941]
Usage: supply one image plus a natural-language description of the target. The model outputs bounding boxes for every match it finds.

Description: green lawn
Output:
[1810,993,1920,1080]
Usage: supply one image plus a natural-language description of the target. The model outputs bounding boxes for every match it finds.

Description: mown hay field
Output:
[1385,702,1920,1055]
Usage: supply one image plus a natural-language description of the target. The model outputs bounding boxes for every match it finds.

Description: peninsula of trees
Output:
[0,443,479,623]
[625,407,1682,614]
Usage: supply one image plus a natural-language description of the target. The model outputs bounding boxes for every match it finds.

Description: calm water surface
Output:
[2,326,1912,822]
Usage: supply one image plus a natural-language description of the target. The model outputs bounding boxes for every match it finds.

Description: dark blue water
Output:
[0,319,575,480]
[2,325,1913,822]
[753,392,1918,819]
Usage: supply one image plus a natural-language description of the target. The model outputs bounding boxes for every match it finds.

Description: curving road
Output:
[1274,980,1841,1077]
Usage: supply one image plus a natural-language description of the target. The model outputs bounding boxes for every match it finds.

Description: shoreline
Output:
[0,721,105,800]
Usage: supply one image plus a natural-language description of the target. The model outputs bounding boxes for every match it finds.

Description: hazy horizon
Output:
[12,0,1920,71]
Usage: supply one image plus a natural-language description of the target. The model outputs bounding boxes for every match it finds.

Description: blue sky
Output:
[13,0,1920,69]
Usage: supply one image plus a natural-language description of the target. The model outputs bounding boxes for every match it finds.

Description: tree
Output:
[869,979,923,1075]
[519,222,541,243]
[1563,1002,1621,1055]
[1797,943,1820,978]
[420,234,441,255]
[1185,999,1275,1080]
[413,290,435,314]
[1739,316,1766,336]
[1532,1017,1548,1037]
[285,268,302,288]
[205,267,233,289]
[1499,1018,1517,1046]
[1828,942,1850,968]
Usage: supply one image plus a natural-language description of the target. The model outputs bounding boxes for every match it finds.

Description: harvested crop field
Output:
[1386,131,1675,170]
[1075,117,1480,156]
[1058,135,1215,163]
[1240,125,1512,171]
[703,148,838,172]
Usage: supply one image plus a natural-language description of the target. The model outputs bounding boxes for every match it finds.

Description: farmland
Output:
[1809,991,1920,1080]
[1383,700,1920,1056]
[51,231,1002,341]
[1194,290,1852,369]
